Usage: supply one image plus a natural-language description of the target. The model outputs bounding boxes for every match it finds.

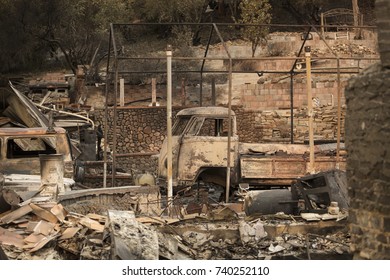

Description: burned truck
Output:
[158,107,346,190]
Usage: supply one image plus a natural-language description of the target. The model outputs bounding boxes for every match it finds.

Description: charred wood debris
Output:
[0,171,351,260]
[0,81,351,260]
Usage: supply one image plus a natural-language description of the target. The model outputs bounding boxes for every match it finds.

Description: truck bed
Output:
[238,143,346,184]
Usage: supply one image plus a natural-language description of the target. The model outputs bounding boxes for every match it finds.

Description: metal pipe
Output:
[212,23,232,203]
[305,46,315,174]
[152,78,157,106]
[34,103,95,128]
[289,27,311,145]
[116,55,379,61]
[181,78,186,106]
[119,78,125,107]
[199,25,214,107]
[103,25,113,189]
[109,69,362,75]
[166,45,173,216]
[226,58,232,203]
[290,73,294,144]
[336,58,342,168]
[290,27,312,72]
[199,74,203,106]
[111,22,377,29]
[211,77,216,106]
[111,23,119,188]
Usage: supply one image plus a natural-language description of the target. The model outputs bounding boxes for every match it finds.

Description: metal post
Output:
[211,77,216,106]
[199,25,214,107]
[290,73,294,144]
[199,74,203,106]
[211,23,232,203]
[103,26,113,189]
[181,78,186,106]
[305,46,315,173]
[119,78,125,107]
[111,26,119,188]
[152,78,157,106]
[336,58,341,168]
[166,45,173,215]
[112,66,118,188]
[226,58,232,203]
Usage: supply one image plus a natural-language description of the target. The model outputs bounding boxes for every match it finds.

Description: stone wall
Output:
[91,107,183,175]
[345,64,390,259]
[240,77,349,110]
[235,105,345,143]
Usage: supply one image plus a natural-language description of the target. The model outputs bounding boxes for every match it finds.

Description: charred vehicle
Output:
[0,127,74,178]
[158,107,346,189]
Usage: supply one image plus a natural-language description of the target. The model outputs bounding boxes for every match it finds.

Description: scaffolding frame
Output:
[104,22,378,190]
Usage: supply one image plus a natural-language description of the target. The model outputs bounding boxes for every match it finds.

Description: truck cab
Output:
[158,107,238,187]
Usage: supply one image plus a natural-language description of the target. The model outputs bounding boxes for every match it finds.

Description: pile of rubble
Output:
[312,43,377,56]
[0,202,110,260]
[0,196,351,260]
[1,168,351,260]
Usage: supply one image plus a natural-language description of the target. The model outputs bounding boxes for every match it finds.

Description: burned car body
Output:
[0,127,74,178]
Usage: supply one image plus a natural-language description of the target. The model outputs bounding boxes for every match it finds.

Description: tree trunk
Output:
[376,0,390,68]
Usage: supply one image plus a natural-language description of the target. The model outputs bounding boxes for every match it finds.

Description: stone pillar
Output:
[345,66,390,259]
[344,0,390,260]
[376,0,390,68]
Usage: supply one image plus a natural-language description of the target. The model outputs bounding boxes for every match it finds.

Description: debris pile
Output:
[1,164,351,261]
[0,202,110,260]
[0,197,352,260]
[312,43,377,56]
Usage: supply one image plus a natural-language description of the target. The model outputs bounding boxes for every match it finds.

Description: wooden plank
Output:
[0,226,25,248]
[59,227,81,240]
[86,213,106,223]
[78,217,104,232]
[27,221,39,232]
[24,233,46,246]
[0,204,33,224]
[33,220,55,236]
[30,203,58,224]
[28,234,57,253]
[50,204,68,222]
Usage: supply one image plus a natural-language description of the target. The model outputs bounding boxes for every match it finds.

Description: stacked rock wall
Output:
[345,64,390,259]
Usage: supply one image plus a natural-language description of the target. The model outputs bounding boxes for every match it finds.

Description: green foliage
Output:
[135,0,207,23]
[238,0,272,57]
[0,0,133,74]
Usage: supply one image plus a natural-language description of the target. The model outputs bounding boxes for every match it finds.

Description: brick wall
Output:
[345,64,390,259]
